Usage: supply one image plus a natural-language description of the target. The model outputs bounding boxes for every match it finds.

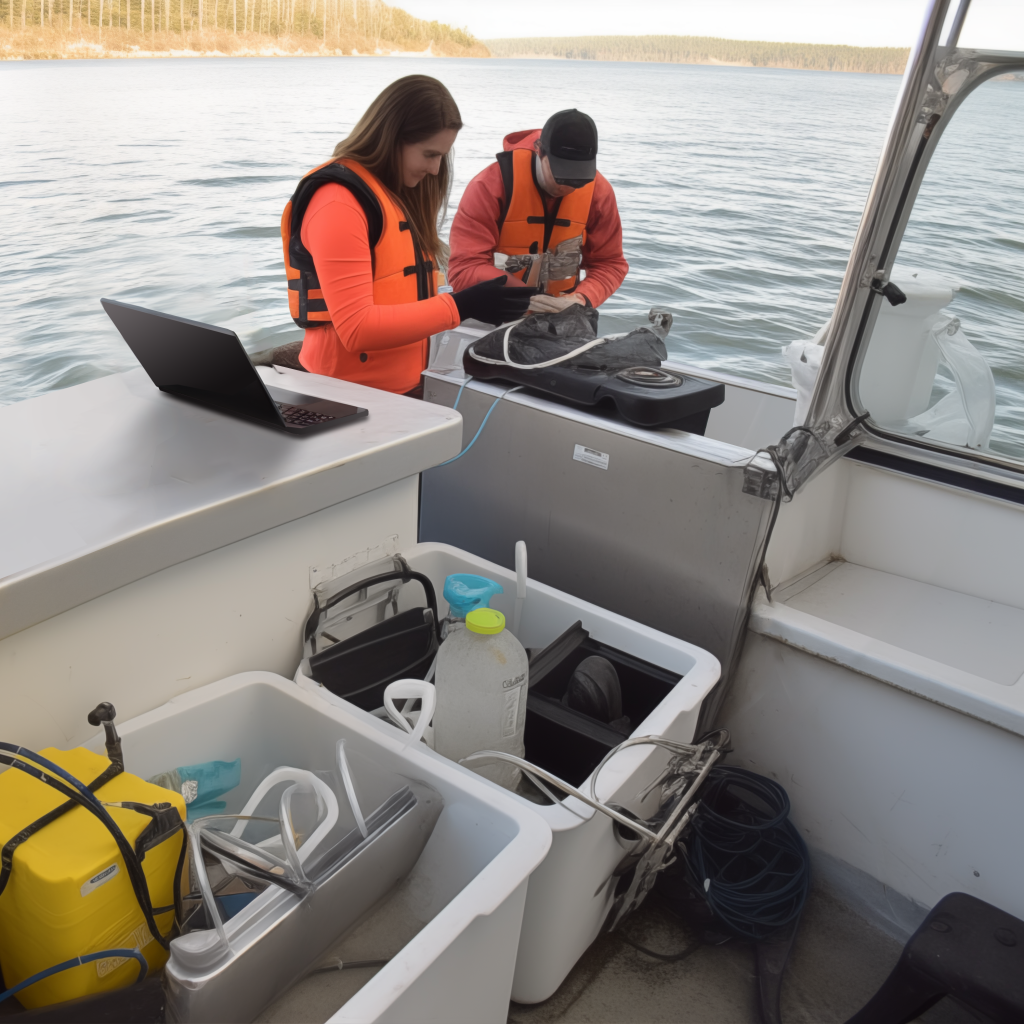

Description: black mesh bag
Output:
[469,306,671,373]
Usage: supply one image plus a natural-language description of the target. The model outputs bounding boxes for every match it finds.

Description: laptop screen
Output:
[101,299,280,426]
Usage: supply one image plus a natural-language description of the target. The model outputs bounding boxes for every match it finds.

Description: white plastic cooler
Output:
[85,671,551,1023]
[299,542,721,1005]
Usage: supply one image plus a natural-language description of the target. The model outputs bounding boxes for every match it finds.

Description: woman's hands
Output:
[452,275,536,327]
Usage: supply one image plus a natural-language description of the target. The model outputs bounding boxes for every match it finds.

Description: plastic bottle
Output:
[434,607,529,791]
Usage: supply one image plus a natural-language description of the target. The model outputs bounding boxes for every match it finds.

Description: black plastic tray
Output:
[464,352,725,432]
[525,638,681,788]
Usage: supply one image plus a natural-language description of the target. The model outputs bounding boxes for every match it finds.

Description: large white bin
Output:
[84,671,550,1023]
[299,542,721,1005]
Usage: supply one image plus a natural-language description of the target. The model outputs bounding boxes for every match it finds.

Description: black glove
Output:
[451,275,536,327]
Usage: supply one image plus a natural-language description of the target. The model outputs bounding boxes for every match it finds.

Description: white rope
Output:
[499,318,611,370]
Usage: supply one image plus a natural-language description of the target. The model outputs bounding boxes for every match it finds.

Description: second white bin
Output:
[299,542,721,1005]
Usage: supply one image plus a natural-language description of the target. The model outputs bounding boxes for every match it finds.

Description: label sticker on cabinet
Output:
[573,444,609,470]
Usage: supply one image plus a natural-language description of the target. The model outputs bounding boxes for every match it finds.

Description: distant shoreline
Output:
[1,25,911,73]
[0,33,455,59]
[485,34,911,76]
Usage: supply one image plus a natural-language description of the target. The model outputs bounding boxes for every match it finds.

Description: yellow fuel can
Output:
[0,746,186,1009]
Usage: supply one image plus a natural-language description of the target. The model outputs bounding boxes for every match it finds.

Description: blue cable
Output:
[452,375,472,412]
[438,385,523,467]
[0,949,147,1004]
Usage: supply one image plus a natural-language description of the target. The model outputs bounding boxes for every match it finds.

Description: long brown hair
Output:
[333,76,462,261]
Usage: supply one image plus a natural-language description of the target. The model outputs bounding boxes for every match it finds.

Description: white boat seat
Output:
[749,560,1024,739]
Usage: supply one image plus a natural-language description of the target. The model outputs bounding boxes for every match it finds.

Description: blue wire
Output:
[452,375,472,412]
[0,949,147,1004]
[438,385,523,467]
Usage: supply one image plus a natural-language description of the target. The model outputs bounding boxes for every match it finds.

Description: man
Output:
[448,109,628,312]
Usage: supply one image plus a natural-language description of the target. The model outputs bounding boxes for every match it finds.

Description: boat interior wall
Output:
[420,372,772,724]
[0,477,418,752]
[763,454,1024,729]
[763,458,851,587]
[768,455,1024,612]
[721,632,1024,927]
[811,848,930,943]
[0,365,461,642]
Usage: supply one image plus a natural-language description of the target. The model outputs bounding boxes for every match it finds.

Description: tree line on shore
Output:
[0,14,913,71]
[0,0,485,54]
[486,35,910,75]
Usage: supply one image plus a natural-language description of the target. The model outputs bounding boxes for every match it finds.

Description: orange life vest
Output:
[281,158,437,330]
[495,147,595,296]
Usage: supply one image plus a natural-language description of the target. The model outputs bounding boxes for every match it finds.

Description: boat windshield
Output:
[849,67,1024,466]
[951,0,1024,52]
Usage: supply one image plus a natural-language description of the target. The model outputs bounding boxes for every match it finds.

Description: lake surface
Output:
[1,57,1021,454]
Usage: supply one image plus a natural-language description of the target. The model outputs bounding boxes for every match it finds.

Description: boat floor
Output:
[509,881,983,1024]
[256,874,983,1024]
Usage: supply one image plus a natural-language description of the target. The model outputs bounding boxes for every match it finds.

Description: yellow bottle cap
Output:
[466,608,506,635]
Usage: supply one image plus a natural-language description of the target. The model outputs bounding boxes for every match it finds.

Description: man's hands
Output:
[528,293,586,314]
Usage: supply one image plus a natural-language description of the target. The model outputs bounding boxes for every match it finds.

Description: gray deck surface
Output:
[254,876,985,1024]
[508,882,982,1024]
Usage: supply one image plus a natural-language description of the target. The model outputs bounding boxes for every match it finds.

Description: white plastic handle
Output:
[383,680,436,745]
[230,767,338,863]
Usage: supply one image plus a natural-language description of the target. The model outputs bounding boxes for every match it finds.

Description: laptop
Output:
[101,299,368,435]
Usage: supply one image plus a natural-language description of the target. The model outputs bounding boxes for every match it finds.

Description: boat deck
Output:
[509,881,981,1024]
[255,874,982,1024]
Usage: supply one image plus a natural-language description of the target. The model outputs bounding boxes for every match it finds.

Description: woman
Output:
[281,75,532,395]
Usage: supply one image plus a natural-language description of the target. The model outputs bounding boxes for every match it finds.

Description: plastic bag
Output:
[148,758,242,821]
[907,315,995,449]
[784,321,828,427]
[471,305,671,373]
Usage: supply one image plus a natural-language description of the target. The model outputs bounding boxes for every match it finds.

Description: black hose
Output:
[620,932,702,963]
[683,766,810,942]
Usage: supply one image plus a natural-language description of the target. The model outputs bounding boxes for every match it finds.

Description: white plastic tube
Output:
[335,739,368,839]
[383,680,436,748]
[514,541,527,639]
[500,318,610,370]
[231,768,338,863]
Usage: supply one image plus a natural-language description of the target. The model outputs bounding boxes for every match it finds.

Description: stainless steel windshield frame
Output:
[805,0,1024,492]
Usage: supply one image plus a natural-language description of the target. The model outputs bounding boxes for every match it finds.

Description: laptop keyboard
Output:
[277,403,337,427]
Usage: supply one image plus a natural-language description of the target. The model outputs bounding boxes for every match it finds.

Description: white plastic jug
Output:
[434,608,529,790]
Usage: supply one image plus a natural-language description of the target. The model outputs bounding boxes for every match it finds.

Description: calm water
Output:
[1,57,1021,452]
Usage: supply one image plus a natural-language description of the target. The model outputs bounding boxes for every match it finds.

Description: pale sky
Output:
[397,0,1024,50]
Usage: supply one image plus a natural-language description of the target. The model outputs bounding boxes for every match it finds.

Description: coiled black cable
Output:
[683,766,810,942]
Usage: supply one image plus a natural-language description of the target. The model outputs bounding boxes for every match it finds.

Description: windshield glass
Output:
[955,0,1024,51]
[850,70,1024,464]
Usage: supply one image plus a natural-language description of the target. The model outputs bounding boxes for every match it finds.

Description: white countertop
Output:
[0,365,461,640]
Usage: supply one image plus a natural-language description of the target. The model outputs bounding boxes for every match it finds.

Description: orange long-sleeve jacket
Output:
[298,182,459,393]
[448,129,629,308]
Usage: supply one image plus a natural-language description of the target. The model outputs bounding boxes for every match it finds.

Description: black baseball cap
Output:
[538,109,598,186]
